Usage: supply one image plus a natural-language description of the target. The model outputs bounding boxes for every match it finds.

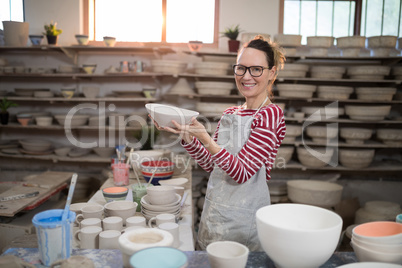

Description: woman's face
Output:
[235,47,275,101]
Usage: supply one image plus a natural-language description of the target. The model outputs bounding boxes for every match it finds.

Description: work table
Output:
[2,248,359,267]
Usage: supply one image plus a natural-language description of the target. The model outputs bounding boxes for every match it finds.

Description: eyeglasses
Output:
[233,64,271,77]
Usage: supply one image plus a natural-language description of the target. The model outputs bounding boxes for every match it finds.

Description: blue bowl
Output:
[29,35,44,46]
[130,247,187,268]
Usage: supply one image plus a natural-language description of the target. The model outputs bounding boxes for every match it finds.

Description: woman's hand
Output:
[164,117,208,144]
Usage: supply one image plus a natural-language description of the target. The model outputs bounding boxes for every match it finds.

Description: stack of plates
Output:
[140,194,182,220]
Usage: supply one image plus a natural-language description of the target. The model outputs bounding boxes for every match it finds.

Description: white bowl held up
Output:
[146,103,199,128]
[256,203,343,268]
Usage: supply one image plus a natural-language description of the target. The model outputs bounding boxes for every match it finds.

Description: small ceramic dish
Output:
[29,35,44,46]
[82,64,97,74]
[75,34,89,45]
[103,36,116,47]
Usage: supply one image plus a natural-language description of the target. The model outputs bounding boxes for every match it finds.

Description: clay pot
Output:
[46,35,59,45]
[228,40,240,53]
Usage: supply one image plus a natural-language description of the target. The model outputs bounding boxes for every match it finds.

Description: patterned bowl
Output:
[102,186,129,203]
[140,161,175,185]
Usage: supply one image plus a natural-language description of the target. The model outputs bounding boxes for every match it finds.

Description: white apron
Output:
[197,109,271,251]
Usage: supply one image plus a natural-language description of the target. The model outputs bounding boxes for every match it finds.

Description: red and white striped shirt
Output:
[181,103,286,183]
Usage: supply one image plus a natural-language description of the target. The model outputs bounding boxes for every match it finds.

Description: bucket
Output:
[112,163,130,186]
[2,21,29,47]
[32,209,76,266]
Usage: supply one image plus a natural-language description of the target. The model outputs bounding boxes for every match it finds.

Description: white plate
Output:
[141,194,181,208]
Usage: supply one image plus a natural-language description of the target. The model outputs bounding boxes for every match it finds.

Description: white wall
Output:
[24,0,83,46]
[23,0,280,49]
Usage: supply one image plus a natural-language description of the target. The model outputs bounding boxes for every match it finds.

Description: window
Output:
[281,0,402,44]
[90,0,217,45]
[0,0,24,30]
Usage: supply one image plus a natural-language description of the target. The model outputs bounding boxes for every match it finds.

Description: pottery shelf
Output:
[5,96,158,103]
[0,123,143,131]
[282,139,402,149]
[272,160,402,172]
[166,93,402,105]
[0,152,111,163]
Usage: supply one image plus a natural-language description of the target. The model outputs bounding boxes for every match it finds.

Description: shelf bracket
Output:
[60,47,78,65]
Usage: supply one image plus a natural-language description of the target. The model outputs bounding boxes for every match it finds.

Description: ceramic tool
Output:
[146,168,158,187]
[61,173,77,221]
[0,191,39,202]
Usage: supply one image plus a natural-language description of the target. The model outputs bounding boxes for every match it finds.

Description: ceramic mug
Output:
[126,216,146,228]
[75,204,104,224]
[148,213,176,228]
[80,218,102,229]
[99,230,121,249]
[158,222,180,248]
[74,226,102,249]
[102,216,123,231]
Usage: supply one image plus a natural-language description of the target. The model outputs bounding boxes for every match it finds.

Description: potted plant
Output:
[43,22,62,45]
[0,98,18,125]
[221,24,242,52]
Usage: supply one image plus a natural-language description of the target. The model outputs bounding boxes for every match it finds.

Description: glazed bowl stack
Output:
[367,35,398,57]
[355,87,396,101]
[310,66,346,79]
[376,129,402,146]
[276,83,316,98]
[150,60,187,74]
[355,201,402,224]
[256,203,343,268]
[347,66,391,80]
[340,127,373,144]
[194,61,231,76]
[339,149,375,169]
[19,139,52,153]
[351,221,402,264]
[336,36,366,57]
[306,36,335,56]
[317,86,354,100]
[287,180,343,208]
[141,186,182,220]
[345,105,391,121]
[140,160,175,185]
[195,81,235,95]
[282,124,302,143]
[277,63,309,78]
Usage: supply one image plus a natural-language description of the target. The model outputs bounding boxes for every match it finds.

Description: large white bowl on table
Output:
[256,203,343,268]
[146,103,199,128]
[287,180,343,208]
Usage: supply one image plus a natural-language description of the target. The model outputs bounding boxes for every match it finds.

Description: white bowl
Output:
[356,87,396,101]
[276,84,316,98]
[104,200,137,223]
[367,35,398,48]
[317,86,353,100]
[297,147,334,168]
[103,36,116,47]
[75,34,89,45]
[151,60,187,74]
[146,186,177,205]
[274,146,294,165]
[19,139,52,152]
[145,103,199,128]
[194,62,230,76]
[306,126,338,143]
[352,236,402,254]
[287,180,343,208]
[35,116,53,126]
[340,127,373,144]
[338,262,402,268]
[301,106,344,119]
[93,147,115,158]
[307,36,335,47]
[54,114,89,127]
[282,124,302,142]
[351,240,402,264]
[347,66,391,76]
[339,149,375,169]
[54,147,71,157]
[195,81,235,95]
[256,203,343,268]
[206,241,249,268]
[336,36,366,48]
[274,34,302,47]
[310,66,346,79]
[376,129,402,145]
[345,105,391,121]
[158,178,189,187]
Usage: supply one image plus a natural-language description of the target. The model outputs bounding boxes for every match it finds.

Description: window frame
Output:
[82,0,219,48]
[278,0,402,37]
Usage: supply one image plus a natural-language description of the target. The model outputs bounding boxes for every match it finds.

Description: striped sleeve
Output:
[211,104,286,183]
